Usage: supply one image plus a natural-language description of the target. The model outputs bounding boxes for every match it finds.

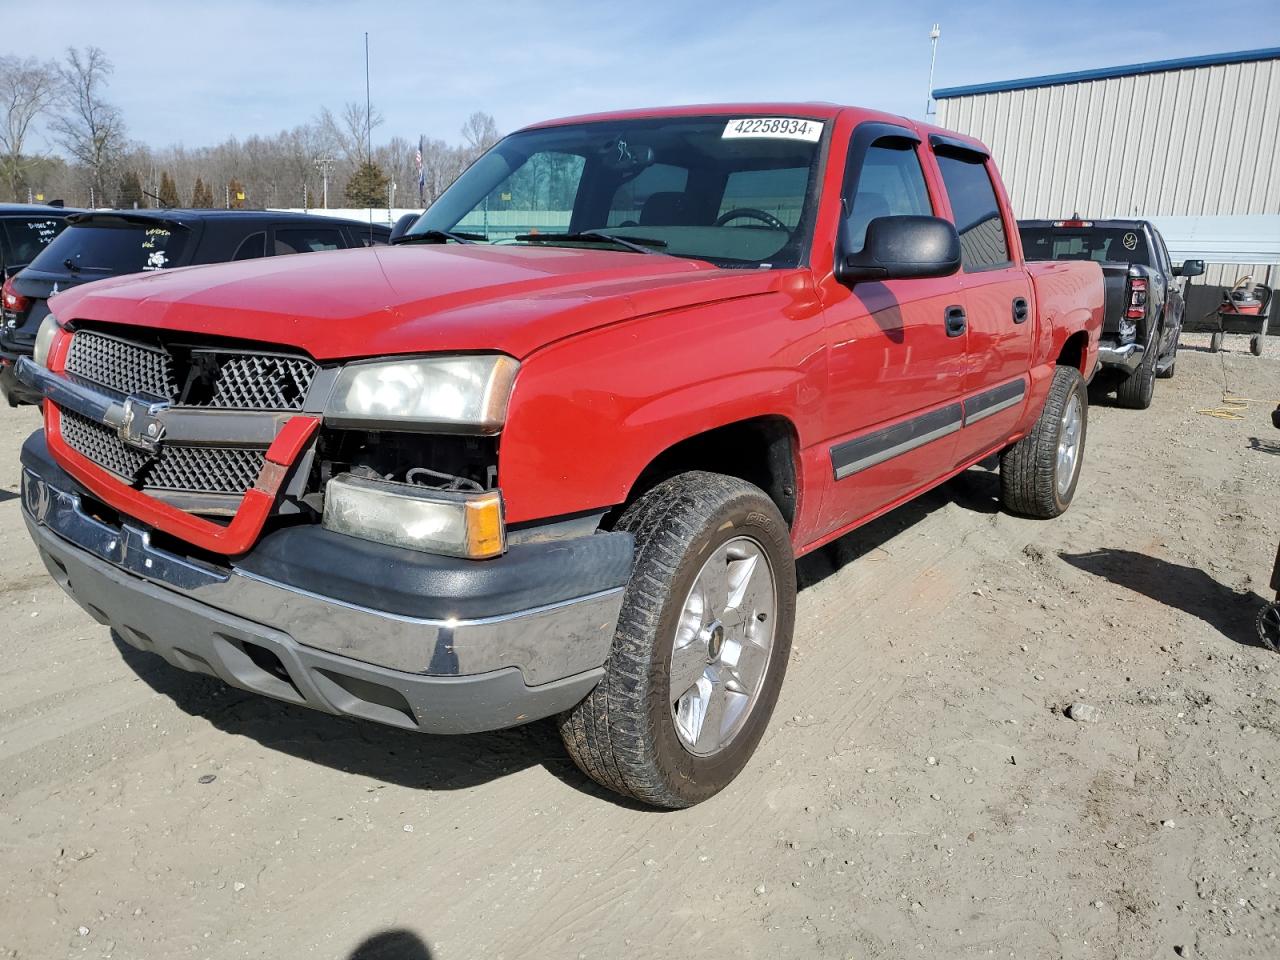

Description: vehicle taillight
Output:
[1126,277,1147,319]
[1,275,30,314]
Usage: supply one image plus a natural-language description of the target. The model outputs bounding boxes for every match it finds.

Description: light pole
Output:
[926,24,941,118]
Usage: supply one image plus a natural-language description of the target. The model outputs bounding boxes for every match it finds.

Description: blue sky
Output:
[10,0,1280,149]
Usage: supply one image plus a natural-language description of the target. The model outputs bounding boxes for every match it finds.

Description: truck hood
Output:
[47,244,774,360]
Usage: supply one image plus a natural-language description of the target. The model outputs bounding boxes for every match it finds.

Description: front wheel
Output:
[559,472,796,808]
[1251,334,1264,357]
[999,365,1087,519]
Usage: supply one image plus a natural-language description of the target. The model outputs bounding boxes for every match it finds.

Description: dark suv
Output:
[1,209,391,405]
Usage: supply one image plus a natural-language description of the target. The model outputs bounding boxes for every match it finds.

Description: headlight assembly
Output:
[324,355,519,433]
[322,473,506,559]
[32,313,60,369]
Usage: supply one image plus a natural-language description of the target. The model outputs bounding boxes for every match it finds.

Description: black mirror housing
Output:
[836,215,962,285]
[1177,258,1205,278]
[389,212,419,244]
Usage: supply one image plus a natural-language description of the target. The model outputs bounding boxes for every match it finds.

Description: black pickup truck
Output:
[1019,218,1204,409]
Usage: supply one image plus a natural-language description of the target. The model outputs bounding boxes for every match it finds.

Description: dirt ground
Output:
[1,335,1278,960]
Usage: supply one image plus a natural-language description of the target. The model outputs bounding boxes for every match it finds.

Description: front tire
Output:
[999,365,1087,519]
[559,472,796,808]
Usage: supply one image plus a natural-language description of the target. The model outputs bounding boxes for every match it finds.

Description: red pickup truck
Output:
[17,104,1103,807]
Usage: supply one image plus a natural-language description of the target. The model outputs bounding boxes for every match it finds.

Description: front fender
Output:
[497,291,827,525]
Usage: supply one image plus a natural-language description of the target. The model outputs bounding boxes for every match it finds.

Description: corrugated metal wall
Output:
[936,56,1280,326]
[936,57,1280,219]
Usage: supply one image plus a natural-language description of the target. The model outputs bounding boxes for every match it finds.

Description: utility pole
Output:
[314,156,335,209]
[364,32,373,166]
[926,24,941,118]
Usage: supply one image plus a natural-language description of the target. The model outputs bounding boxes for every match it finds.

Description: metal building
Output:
[933,47,1280,323]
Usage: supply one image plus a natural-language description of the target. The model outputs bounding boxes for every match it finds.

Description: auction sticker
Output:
[723,118,824,142]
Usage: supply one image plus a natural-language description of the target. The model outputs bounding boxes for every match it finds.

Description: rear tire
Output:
[1209,331,1224,353]
[1115,341,1157,409]
[1257,601,1280,653]
[558,472,796,808]
[1000,365,1087,519]
[1251,334,1264,357]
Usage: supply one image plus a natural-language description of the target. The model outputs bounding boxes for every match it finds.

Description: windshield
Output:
[409,115,829,268]
[29,219,190,276]
[1019,226,1150,265]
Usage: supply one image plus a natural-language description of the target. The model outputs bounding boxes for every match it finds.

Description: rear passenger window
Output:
[232,232,266,260]
[845,142,932,253]
[274,228,344,255]
[934,151,1010,270]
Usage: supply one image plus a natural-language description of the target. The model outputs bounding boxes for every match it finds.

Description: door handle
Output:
[945,305,966,338]
[1012,297,1029,324]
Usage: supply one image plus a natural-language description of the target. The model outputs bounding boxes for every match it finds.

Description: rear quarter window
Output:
[3,217,68,266]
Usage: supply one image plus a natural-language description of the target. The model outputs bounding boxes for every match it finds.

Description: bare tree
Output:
[317,101,383,167]
[0,56,60,202]
[49,46,126,205]
[460,111,500,156]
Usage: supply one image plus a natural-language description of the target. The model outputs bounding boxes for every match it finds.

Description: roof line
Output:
[933,46,1280,99]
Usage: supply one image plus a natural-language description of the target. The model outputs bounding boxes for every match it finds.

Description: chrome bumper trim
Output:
[22,467,624,684]
[1097,341,1144,373]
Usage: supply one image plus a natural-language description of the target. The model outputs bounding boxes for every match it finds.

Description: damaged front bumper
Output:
[20,430,631,734]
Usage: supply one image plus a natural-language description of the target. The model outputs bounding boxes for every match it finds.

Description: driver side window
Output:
[845,142,932,253]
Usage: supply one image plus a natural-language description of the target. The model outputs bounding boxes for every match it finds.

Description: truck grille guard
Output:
[16,339,320,556]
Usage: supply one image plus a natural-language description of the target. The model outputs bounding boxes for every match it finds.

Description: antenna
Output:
[365,31,374,237]
[926,24,941,118]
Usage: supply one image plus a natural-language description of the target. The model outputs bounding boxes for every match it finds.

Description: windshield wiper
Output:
[392,229,485,245]
[63,258,81,274]
[514,231,668,255]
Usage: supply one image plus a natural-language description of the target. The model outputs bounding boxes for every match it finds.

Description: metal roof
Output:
[1147,215,1280,265]
[933,46,1280,99]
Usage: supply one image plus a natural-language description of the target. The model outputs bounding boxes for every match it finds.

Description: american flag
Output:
[416,136,425,201]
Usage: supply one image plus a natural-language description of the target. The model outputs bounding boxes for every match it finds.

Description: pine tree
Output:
[117,170,143,208]
[227,178,246,209]
[190,176,213,208]
[158,171,181,208]
[343,160,390,207]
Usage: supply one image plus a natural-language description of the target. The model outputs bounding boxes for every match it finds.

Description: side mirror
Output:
[389,212,419,244]
[1176,258,1205,278]
[836,215,961,285]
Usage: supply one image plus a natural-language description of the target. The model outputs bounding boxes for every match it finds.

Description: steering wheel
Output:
[715,208,788,231]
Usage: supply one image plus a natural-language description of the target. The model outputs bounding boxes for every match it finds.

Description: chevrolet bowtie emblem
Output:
[117,396,169,453]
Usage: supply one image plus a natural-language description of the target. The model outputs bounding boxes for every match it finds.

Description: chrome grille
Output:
[60,409,266,495]
[65,330,173,400]
[63,329,317,411]
[200,353,315,410]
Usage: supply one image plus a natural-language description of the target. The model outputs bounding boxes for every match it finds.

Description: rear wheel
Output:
[1209,331,1224,353]
[999,365,1087,519]
[1257,601,1280,653]
[1251,334,1264,357]
[558,472,796,808]
[1115,340,1157,409]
